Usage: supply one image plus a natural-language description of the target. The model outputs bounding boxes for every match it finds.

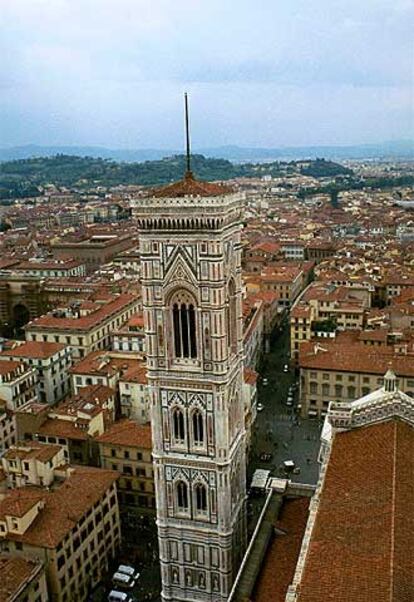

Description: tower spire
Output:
[184,92,192,178]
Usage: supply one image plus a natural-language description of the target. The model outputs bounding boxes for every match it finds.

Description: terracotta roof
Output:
[0,466,118,548]
[0,361,24,376]
[70,351,140,376]
[299,335,414,377]
[120,364,148,384]
[37,418,89,441]
[151,172,233,198]
[4,442,62,463]
[295,420,414,601]
[0,555,43,601]
[25,294,138,332]
[96,419,152,449]
[1,341,66,359]
[253,497,310,602]
[0,493,40,518]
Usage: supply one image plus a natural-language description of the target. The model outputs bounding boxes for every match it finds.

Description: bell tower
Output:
[134,98,246,601]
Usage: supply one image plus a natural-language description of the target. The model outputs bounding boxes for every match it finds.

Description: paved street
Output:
[248,324,322,487]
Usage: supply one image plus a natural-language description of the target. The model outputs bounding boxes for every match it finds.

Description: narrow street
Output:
[247,324,322,493]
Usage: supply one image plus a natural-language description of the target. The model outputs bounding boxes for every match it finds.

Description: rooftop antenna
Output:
[184,92,192,177]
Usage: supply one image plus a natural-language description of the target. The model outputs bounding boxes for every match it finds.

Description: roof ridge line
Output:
[389,421,397,602]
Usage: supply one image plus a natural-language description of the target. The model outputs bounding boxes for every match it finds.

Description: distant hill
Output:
[0,154,352,199]
[0,140,412,163]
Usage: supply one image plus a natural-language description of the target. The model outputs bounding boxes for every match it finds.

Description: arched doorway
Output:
[13,303,30,332]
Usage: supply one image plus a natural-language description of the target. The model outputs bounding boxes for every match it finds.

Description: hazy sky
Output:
[1,0,413,148]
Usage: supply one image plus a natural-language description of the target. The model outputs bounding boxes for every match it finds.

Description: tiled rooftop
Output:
[295,420,414,601]
[96,418,152,449]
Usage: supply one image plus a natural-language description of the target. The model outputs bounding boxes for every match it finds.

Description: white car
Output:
[117,565,140,581]
[112,572,135,590]
[257,403,265,412]
[262,378,269,386]
[283,364,289,373]
[108,591,133,602]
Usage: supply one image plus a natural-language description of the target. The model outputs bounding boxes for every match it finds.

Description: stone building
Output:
[285,372,414,601]
[96,419,155,517]
[0,464,120,602]
[0,341,73,406]
[0,554,48,602]
[135,171,247,601]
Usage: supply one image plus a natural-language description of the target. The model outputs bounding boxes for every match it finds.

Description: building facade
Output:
[135,174,247,601]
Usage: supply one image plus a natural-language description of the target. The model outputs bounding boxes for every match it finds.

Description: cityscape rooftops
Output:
[0,555,44,602]
[95,418,152,449]
[0,466,118,548]
[0,341,66,359]
[25,293,138,332]
[290,420,414,601]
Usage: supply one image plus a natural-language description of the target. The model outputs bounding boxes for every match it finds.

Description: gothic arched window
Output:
[192,409,204,446]
[176,480,188,510]
[227,279,237,353]
[171,291,197,359]
[172,407,185,442]
[195,483,207,512]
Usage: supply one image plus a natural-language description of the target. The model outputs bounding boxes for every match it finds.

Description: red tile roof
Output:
[254,497,310,602]
[96,419,152,449]
[26,294,138,332]
[151,172,233,198]
[0,555,43,601]
[0,361,24,376]
[0,466,118,548]
[299,334,414,377]
[295,420,414,601]
[1,341,66,359]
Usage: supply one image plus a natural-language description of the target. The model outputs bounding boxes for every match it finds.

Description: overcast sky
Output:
[1,0,413,148]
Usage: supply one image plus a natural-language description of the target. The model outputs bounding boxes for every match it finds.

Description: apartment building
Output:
[0,342,72,406]
[298,332,414,417]
[243,297,264,369]
[261,265,306,307]
[70,350,139,395]
[50,232,133,273]
[25,294,140,359]
[290,283,371,360]
[112,312,146,353]
[0,555,48,602]
[0,399,17,454]
[118,363,149,424]
[0,361,38,411]
[96,419,154,515]
[17,390,110,465]
[0,465,120,602]
[11,260,86,279]
[2,442,66,488]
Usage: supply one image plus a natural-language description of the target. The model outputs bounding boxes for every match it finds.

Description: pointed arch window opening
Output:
[227,279,238,353]
[172,407,185,442]
[192,409,204,446]
[172,296,197,359]
[195,483,207,513]
[176,480,189,510]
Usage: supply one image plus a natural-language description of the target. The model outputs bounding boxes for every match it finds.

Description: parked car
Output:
[262,378,269,386]
[283,364,289,373]
[257,403,265,412]
[112,572,136,590]
[108,591,133,602]
[117,565,140,581]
